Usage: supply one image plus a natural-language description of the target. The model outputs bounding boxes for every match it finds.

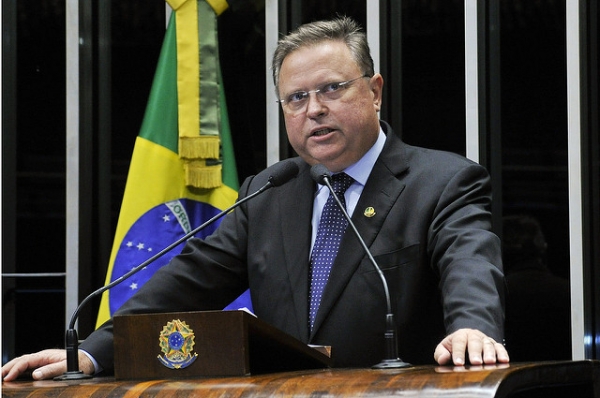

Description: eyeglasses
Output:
[277,75,370,113]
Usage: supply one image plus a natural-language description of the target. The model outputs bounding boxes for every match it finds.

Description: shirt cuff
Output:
[80,349,103,375]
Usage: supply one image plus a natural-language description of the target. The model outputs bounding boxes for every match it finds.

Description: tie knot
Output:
[331,173,354,195]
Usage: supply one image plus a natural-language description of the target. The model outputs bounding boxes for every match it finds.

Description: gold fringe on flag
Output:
[183,160,223,189]
[178,135,221,159]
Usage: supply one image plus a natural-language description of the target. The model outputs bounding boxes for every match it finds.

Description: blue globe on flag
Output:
[109,198,222,314]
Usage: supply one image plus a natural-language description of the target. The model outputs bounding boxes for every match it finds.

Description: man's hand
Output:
[434,328,510,366]
[1,349,94,381]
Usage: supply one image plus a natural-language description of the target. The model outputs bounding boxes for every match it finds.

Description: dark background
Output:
[3,0,598,363]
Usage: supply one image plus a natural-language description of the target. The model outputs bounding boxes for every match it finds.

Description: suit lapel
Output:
[310,125,409,338]
[279,163,314,341]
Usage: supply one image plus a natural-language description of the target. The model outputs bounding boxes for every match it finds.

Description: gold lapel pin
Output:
[364,207,376,218]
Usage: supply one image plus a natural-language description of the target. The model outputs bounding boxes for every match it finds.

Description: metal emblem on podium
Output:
[157,319,198,369]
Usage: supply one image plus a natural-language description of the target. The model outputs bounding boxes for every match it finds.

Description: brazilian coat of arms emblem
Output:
[157,319,198,369]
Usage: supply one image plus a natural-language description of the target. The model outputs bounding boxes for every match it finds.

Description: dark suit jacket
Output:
[81,121,505,372]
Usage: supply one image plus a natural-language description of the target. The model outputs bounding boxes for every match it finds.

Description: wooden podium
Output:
[3,311,599,396]
[3,361,599,397]
[112,310,332,379]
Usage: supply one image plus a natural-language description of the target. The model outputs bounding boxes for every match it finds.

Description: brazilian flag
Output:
[96,1,245,327]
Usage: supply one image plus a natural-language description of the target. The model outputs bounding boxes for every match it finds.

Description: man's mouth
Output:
[312,128,333,137]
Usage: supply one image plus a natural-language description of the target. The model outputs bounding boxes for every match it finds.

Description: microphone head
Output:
[310,164,332,185]
[268,159,300,187]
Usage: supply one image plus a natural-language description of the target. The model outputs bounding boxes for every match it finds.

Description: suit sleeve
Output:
[427,162,505,340]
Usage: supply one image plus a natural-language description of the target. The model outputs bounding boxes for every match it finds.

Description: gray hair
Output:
[271,16,375,96]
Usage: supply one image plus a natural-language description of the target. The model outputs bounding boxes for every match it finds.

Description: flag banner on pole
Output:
[96,1,249,327]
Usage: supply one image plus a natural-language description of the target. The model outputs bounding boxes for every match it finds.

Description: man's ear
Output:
[370,73,384,111]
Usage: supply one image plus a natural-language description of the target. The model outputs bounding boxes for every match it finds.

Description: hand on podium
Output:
[434,328,510,366]
[2,349,94,381]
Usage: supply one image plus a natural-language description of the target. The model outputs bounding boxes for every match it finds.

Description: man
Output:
[2,16,509,381]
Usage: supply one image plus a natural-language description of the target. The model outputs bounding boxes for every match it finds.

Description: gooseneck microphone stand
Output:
[310,164,411,369]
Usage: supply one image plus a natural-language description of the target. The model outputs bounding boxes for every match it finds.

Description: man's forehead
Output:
[281,42,356,75]
[287,39,348,58]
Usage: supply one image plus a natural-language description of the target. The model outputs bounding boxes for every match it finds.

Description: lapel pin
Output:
[364,207,376,218]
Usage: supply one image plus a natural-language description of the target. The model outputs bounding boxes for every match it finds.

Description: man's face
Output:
[278,41,383,173]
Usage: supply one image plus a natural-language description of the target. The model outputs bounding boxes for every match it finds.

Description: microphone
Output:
[54,159,300,380]
[310,164,411,369]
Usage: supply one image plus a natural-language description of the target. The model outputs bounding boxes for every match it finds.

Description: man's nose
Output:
[305,92,327,117]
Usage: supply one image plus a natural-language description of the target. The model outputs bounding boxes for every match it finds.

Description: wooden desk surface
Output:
[2,361,599,397]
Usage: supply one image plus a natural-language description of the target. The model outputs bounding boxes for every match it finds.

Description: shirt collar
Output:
[342,127,386,186]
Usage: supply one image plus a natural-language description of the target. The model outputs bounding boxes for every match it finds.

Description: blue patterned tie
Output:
[309,173,354,330]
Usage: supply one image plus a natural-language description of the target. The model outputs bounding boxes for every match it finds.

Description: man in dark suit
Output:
[2,16,509,381]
